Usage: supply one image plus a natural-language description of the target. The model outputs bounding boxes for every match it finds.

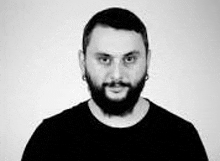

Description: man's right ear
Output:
[78,50,86,77]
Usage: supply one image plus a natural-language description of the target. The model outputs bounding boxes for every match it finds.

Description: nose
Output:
[110,61,123,81]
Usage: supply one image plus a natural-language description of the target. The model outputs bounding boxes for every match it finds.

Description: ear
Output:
[78,50,86,77]
[146,49,151,70]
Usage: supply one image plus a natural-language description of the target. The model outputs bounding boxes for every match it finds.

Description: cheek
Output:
[130,63,147,83]
[86,62,107,84]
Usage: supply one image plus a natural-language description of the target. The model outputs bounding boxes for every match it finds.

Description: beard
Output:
[85,69,147,117]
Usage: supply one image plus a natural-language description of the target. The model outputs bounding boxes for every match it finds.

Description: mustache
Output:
[103,81,131,88]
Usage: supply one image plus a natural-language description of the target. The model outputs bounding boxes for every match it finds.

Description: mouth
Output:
[104,85,129,101]
[106,85,128,93]
[104,81,131,95]
[108,86,124,93]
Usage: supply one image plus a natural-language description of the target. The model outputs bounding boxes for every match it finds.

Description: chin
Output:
[107,96,126,103]
[105,89,128,102]
[106,93,127,102]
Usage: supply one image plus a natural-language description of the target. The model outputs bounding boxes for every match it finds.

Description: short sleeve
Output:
[183,123,209,160]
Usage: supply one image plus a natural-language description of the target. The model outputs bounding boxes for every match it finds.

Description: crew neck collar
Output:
[87,97,151,129]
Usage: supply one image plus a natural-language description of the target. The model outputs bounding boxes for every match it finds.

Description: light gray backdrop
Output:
[1,0,220,160]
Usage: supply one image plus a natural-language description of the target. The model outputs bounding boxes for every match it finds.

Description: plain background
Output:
[1,0,220,160]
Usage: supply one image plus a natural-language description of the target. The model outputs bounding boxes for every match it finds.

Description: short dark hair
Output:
[82,7,149,55]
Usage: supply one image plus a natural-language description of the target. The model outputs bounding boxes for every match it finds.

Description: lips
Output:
[107,86,126,93]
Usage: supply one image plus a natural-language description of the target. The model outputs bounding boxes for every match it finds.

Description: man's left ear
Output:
[146,49,151,70]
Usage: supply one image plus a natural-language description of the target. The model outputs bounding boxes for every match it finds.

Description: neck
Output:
[88,97,150,128]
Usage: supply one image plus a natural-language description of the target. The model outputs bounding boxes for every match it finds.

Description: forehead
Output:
[87,25,146,56]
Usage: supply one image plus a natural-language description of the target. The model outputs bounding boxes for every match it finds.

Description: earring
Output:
[82,75,86,81]
[145,73,149,81]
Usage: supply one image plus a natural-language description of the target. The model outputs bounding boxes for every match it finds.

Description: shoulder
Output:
[144,99,208,160]
[146,99,196,133]
[22,101,90,160]
[39,100,89,131]
[146,99,203,145]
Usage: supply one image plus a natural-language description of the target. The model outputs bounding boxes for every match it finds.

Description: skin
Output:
[79,25,151,127]
[79,25,150,102]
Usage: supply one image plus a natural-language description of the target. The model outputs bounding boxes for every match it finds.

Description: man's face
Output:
[80,25,150,116]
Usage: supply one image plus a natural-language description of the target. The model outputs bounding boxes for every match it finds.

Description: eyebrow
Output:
[95,52,111,57]
[124,50,140,57]
[95,50,140,57]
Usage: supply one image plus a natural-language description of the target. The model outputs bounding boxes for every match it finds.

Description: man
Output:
[22,7,208,160]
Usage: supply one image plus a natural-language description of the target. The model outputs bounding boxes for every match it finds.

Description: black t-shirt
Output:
[21,99,208,160]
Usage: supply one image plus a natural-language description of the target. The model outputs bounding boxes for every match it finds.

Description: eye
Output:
[98,56,111,65]
[124,55,136,64]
